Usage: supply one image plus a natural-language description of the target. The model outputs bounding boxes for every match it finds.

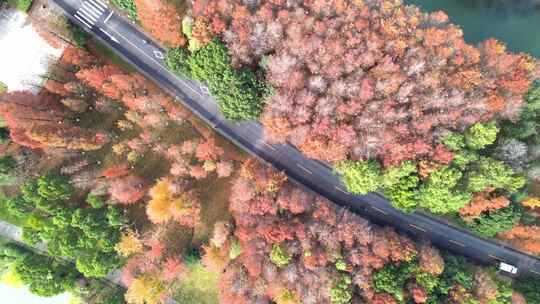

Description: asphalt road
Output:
[51,0,540,279]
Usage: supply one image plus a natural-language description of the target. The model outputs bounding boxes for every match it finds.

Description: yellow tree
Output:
[522,197,540,209]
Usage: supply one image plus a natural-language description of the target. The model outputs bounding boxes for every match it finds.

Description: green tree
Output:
[269,244,291,268]
[464,122,499,150]
[10,175,124,278]
[382,161,420,212]
[14,253,80,297]
[442,133,466,151]
[335,160,383,195]
[165,47,192,78]
[75,251,121,278]
[416,166,472,214]
[466,157,526,193]
[110,0,137,20]
[513,278,540,304]
[188,40,268,121]
[330,276,353,304]
[373,264,409,302]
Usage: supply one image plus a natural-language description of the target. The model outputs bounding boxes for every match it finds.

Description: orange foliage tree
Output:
[459,189,510,222]
[134,0,186,47]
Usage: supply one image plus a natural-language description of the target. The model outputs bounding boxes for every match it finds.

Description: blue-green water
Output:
[406,0,540,57]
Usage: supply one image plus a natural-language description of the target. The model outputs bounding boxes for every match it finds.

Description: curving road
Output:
[51,0,540,279]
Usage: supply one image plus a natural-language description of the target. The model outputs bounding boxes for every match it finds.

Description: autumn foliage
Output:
[192,0,536,167]
[134,0,186,47]
[146,178,200,227]
[499,225,540,255]
[207,158,424,303]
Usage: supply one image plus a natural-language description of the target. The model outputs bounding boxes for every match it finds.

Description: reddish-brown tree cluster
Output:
[458,188,510,222]
[499,225,540,255]
[134,0,186,47]
[0,47,110,151]
[192,0,536,167]
[204,158,432,303]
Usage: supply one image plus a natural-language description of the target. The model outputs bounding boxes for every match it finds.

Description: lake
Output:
[406,0,540,57]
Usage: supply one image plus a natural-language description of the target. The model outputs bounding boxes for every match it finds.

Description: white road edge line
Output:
[74,14,92,28]
[104,11,113,23]
[107,27,205,99]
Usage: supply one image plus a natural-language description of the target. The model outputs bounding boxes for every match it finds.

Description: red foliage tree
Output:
[192,0,536,167]
[208,158,423,303]
[109,175,146,204]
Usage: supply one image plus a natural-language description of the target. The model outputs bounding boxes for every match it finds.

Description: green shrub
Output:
[188,40,268,121]
[110,0,137,20]
[166,47,192,78]
[69,23,89,47]
[0,82,7,94]
[269,244,291,268]
[335,160,383,195]
[7,0,32,12]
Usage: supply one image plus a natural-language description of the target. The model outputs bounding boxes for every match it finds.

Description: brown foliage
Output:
[418,243,444,276]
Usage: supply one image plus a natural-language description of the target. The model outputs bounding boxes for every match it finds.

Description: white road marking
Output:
[489,254,505,262]
[371,206,388,215]
[74,14,92,28]
[297,163,313,174]
[263,142,277,151]
[334,186,348,194]
[99,28,119,43]
[104,11,114,23]
[87,0,105,12]
[153,50,165,59]
[80,5,100,20]
[92,0,108,9]
[449,239,466,247]
[107,27,205,99]
[409,224,427,232]
[78,11,97,24]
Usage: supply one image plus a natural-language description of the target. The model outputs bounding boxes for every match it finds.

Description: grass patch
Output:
[173,262,219,304]
[87,40,136,72]
[7,0,32,12]
[0,82,7,94]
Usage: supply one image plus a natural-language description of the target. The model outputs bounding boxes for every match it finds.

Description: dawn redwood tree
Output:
[134,0,185,47]
[191,0,536,166]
